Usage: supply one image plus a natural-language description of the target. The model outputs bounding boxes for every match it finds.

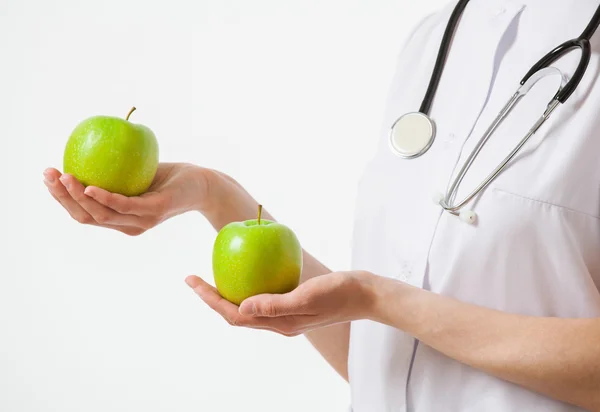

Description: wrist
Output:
[360,273,413,326]
[192,168,236,224]
[353,271,386,320]
[190,166,218,214]
[188,166,236,214]
[192,167,263,231]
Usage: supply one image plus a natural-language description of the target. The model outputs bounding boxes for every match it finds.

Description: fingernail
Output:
[59,175,70,190]
[43,173,55,184]
[239,301,256,316]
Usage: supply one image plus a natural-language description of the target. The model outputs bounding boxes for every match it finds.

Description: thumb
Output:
[239,294,300,317]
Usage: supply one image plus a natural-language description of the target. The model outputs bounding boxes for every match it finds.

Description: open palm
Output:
[43,162,209,236]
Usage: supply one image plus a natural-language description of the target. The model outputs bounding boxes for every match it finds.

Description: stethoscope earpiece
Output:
[432,192,477,224]
[390,0,599,224]
[459,209,477,224]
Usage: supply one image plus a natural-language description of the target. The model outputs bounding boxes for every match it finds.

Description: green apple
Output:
[63,107,159,196]
[212,205,303,305]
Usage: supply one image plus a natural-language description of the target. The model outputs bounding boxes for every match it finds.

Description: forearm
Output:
[200,168,350,380]
[369,276,600,410]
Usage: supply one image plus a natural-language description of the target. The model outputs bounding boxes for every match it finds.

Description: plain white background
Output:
[1,0,448,411]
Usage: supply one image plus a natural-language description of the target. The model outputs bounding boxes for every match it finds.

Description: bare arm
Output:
[43,163,350,381]
[370,277,600,410]
[203,169,350,381]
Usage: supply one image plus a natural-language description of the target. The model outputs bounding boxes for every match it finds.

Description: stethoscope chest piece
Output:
[386,0,600,223]
[389,112,436,158]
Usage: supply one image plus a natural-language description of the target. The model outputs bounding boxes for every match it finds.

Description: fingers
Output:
[239,292,310,317]
[44,169,95,225]
[185,276,245,325]
[43,169,145,236]
[59,174,144,227]
[184,276,291,333]
[85,186,169,217]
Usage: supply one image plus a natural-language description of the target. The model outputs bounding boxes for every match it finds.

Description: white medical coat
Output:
[349,0,600,410]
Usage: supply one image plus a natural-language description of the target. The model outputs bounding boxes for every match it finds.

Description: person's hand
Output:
[185,271,377,336]
[43,163,211,236]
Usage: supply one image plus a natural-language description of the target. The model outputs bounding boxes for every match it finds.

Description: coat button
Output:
[399,261,412,282]
[443,132,457,148]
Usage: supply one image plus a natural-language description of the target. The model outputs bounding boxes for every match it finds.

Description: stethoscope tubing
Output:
[420,0,471,115]
[398,1,600,223]
[523,38,591,104]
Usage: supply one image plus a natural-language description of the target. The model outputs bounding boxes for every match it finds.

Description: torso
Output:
[349,0,600,410]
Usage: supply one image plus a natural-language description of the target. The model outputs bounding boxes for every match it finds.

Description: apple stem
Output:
[126,107,137,121]
[257,204,262,225]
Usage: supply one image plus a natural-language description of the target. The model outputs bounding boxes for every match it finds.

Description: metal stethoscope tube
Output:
[389,0,600,224]
[433,68,564,224]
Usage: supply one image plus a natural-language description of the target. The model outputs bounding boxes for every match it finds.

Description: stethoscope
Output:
[389,0,600,224]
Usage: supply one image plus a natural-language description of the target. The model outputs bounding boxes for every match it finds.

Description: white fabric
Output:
[348,0,600,411]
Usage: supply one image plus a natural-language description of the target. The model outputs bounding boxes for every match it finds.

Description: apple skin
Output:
[212,219,303,305]
[63,114,159,196]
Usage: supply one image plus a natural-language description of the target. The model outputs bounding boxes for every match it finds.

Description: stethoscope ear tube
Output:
[518,3,600,104]
[520,39,591,104]
[393,1,600,224]
[434,68,564,224]
[580,4,600,41]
